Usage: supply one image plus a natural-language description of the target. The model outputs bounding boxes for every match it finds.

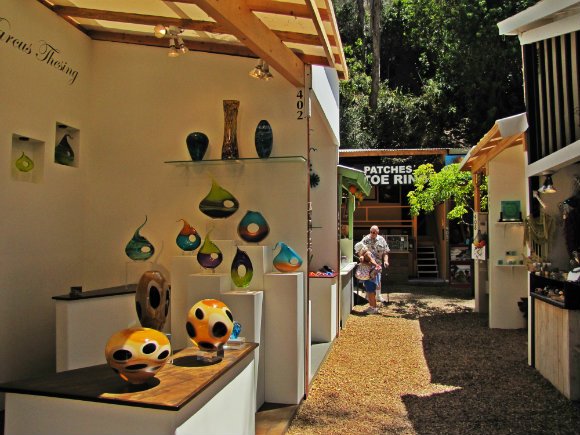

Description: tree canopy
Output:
[334,0,537,150]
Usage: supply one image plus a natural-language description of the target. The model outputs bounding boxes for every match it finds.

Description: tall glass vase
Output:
[221,100,239,160]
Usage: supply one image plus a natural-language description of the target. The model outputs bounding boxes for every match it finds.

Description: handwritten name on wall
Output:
[0,17,79,85]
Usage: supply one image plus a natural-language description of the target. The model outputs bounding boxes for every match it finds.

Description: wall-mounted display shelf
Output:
[495,221,523,225]
[11,134,44,183]
[54,122,80,168]
[531,273,580,310]
[165,156,306,166]
[496,264,525,267]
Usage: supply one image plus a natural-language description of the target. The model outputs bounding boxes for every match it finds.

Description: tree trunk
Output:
[356,0,366,36]
[370,0,381,111]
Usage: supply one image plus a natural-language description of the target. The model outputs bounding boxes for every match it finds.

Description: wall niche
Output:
[54,123,80,168]
[11,134,44,183]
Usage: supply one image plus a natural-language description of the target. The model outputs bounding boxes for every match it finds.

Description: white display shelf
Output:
[495,221,524,225]
[165,156,306,166]
[496,264,525,267]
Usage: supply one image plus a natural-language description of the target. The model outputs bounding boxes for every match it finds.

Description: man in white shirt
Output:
[360,225,390,303]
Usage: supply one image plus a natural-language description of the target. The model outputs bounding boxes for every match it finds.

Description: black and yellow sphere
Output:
[105,327,171,384]
[186,299,234,351]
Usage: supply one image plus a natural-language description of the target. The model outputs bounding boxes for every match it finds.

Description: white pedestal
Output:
[309,278,337,343]
[263,272,305,404]
[220,291,265,408]
[55,293,138,372]
[170,256,198,351]
[340,263,356,329]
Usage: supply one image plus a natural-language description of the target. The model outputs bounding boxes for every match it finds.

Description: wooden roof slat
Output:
[321,0,348,80]
[245,0,330,21]
[469,133,525,173]
[339,149,449,157]
[304,0,335,69]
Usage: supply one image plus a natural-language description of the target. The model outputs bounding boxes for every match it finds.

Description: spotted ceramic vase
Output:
[135,271,170,331]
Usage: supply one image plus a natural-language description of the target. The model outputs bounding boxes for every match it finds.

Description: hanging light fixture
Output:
[153,25,187,57]
[538,174,557,194]
[249,59,273,80]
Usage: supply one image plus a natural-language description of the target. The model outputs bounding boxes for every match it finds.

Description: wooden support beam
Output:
[304,0,335,69]
[192,0,305,87]
[473,173,481,213]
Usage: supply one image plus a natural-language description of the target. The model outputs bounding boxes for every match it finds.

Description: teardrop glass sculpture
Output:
[255,120,273,158]
[231,248,253,288]
[197,232,223,270]
[55,134,75,166]
[199,179,239,219]
[176,219,201,252]
[222,100,239,160]
[238,210,270,243]
[125,216,155,261]
[15,152,34,172]
[186,132,209,161]
[273,242,303,273]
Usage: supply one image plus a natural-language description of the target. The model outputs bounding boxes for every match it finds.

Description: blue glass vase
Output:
[255,120,273,158]
[176,219,201,252]
[125,216,155,261]
[273,242,302,272]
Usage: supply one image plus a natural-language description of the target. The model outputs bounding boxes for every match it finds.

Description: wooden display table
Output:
[0,343,258,435]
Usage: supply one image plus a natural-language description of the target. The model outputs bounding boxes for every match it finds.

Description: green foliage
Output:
[407,163,483,221]
[334,0,538,150]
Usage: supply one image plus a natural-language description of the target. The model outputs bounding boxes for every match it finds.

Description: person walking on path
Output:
[354,243,382,314]
[359,225,390,303]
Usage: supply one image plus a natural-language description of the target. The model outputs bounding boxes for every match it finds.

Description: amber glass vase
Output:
[221,100,239,160]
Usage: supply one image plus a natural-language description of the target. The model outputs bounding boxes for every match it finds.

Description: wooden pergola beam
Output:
[339,149,449,157]
[304,0,335,69]
[190,0,305,87]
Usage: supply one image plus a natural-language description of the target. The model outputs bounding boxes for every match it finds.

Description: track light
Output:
[154,25,187,57]
[249,59,274,80]
[538,174,557,194]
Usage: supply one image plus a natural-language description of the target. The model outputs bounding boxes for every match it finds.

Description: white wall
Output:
[0,0,341,398]
[488,145,528,329]
[0,0,91,387]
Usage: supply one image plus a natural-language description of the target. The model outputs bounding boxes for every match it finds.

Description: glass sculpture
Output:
[15,152,34,172]
[230,321,242,339]
[176,219,201,252]
[55,133,75,166]
[199,179,239,218]
[135,271,170,331]
[255,120,273,158]
[273,242,303,272]
[186,132,209,161]
[221,100,239,160]
[186,299,234,352]
[237,210,269,243]
[105,327,171,384]
[197,232,223,269]
[231,247,253,288]
[125,216,155,261]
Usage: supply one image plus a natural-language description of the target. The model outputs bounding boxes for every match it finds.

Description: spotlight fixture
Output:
[249,59,274,80]
[153,25,188,57]
[538,174,557,194]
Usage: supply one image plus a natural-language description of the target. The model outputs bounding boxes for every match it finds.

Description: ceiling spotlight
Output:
[153,24,167,38]
[538,174,557,194]
[154,25,187,57]
[168,38,180,58]
[249,59,273,81]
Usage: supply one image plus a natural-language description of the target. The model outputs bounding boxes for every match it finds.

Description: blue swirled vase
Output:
[125,216,155,261]
[273,242,302,273]
[176,219,201,252]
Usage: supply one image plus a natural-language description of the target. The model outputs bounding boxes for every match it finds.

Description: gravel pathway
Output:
[287,285,580,434]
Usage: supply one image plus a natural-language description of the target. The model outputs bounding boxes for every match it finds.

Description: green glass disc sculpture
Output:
[15,152,34,172]
[231,248,253,288]
[199,179,239,219]
[176,219,201,252]
[197,232,223,269]
[238,210,269,243]
[273,242,302,273]
[55,134,75,166]
[125,216,155,261]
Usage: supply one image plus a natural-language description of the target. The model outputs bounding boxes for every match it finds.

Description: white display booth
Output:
[0,0,347,425]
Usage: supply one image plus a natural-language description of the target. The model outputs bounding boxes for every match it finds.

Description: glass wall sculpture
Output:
[135,271,170,331]
[199,179,239,218]
[221,100,239,160]
[55,133,75,166]
[176,219,201,252]
[197,232,223,269]
[105,327,171,384]
[231,247,253,288]
[273,242,303,272]
[237,210,269,243]
[125,216,155,261]
[186,299,234,352]
[15,152,34,172]
[255,120,273,158]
